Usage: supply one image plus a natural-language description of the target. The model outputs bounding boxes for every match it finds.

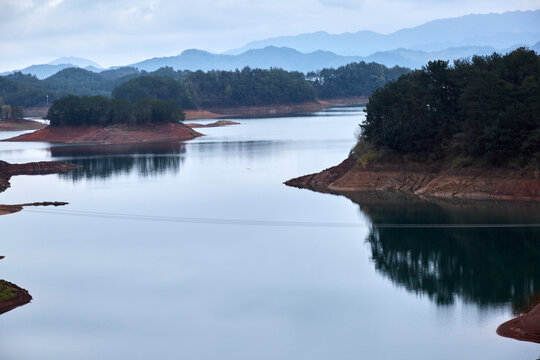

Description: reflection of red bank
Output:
[497,303,540,344]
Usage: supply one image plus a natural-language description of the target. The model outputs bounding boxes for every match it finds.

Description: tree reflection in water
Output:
[49,142,186,180]
[349,193,540,313]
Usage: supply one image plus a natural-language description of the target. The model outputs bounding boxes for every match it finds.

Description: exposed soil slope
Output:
[497,303,540,343]
[4,123,202,145]
[0,119,46,131]
[285,157,540,201]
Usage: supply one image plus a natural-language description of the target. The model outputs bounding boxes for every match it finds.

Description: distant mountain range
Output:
[129,47,360,73]
[5,42,539,80]
[48,57,102,69]
[1,10,539,79]
[130,44,538,73]
[1,57,103,79]
[228,10,540,56]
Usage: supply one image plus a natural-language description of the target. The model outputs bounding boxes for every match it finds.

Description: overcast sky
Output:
[1,0,539,71]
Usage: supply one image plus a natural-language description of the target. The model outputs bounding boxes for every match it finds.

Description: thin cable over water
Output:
[23,208,540,229]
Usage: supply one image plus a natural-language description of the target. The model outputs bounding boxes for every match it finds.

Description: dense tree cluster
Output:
[1,63,405,109]
[0,105,23,120]
[307,62,409,99]
[0,67,141,107]
[0,74,53,107]
[113,76,195,109]
[47,95,184,127]
[182,67,316,107]
[114,67,317,108]
[360,48,540,167]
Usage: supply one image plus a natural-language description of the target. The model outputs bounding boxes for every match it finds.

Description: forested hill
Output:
[308,62,408,99]
[0,62,408,109]
[357,48,540,168]
[0,67,140,106]
[113,68,316,109]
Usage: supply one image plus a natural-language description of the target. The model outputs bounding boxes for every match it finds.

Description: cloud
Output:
[0,0,538,71]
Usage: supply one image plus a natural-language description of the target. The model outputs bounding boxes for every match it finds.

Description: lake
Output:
[0,107,538,359]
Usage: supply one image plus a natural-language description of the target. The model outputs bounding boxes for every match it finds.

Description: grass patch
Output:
[0,281,18,302]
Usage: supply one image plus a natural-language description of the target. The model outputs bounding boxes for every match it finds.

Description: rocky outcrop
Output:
[285,157,540,201]
[285,156,356,193]
[0,202,69,216]
[3,123,202,145]
[497,303,540,343]
[0,280,32,315]
[0,257,31,316]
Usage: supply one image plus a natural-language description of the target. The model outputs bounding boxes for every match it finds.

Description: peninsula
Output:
[287,48,540,201]
[286,157,540,201]
[286,48,540,343]
[0,160,80,215]
[0,279,32,315]
[0,118,46,131]
[497,304,540,343]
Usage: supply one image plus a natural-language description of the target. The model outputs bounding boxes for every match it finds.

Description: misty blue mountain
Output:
[228,10,540,56]
[1,57,103,79]
[2,10,539,79]
[4,43,538,81]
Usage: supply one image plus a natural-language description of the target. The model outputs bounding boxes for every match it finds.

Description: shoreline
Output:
[184,120,240,128]
[0,280,32,315]
[9,98,364,145]
[3,123,203,145]
[185,98,367,119]
[497,303,540,343]
[23,97,367,123]
[286,157,540,343]
[285,157,540,201]
[0,160,80,215]
[0,118,47,131]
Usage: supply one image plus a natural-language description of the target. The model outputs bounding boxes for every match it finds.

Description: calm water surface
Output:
[0,107,538,359]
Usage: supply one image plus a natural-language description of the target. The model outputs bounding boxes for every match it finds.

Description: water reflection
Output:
[49,142,186,180]
[348,193,540,313]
